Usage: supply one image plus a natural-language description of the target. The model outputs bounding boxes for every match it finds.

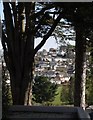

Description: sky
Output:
[0,2,59,51]
[0,2,60,52]
[0,2,75,52]
[0,2,3,50]
[35,37,58,51]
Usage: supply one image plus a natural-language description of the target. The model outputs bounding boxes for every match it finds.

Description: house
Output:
[34,46,75,84]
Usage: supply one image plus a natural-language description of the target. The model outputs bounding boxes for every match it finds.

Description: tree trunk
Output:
[3,2,35,105]
[10,57,34,105]
[74,24,86,109]
[2,2,62,105]
[69,77,74,104]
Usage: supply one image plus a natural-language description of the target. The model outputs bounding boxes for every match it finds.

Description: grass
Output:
[32,85,62,106]
[51,85,62,106]
[33,84,70,106]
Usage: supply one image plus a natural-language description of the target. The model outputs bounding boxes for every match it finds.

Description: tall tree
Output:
[73,4,93,109]
[86,30,93,105]
[53,3,93,109]
[2,2,93,108]
[74,22,86,109]
[1,2,62,105]
[32,76,58,105]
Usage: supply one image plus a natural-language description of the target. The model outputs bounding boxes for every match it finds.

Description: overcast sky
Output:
[35,37,58,51]
[0,2,59,51]
[0,2,75,51]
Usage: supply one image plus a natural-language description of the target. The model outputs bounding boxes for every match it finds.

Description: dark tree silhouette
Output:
[2,2,93,108]
[54,3,93,109]
[1,2,62,105]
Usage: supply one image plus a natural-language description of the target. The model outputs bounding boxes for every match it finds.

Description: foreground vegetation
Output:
[3,72,93,107]
[51,85,62,106]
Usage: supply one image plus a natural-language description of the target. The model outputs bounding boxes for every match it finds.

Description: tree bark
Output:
[74,24,86,109]
[2,2,35,105]
[69,77,74,104]
[10,60,34,105]
[2,2,62,105]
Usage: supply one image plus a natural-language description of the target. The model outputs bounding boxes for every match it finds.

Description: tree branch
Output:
[24,3,35,74]
[3,3,14,52]
[2,30,7,53]
[34,13,62,55]
[11,2,18,40]
[33,3,55,18]
[34,13,48,35]
[2,30,11,72]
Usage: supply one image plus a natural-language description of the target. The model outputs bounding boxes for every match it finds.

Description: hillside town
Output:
[0,45,75,85]
[1,44,90,85]
[34,45,75,84]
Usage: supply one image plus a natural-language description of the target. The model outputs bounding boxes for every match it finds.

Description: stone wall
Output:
[3,105,90,120]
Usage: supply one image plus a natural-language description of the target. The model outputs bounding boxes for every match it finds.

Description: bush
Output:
[32,76,58,105]
[60,77,74,105]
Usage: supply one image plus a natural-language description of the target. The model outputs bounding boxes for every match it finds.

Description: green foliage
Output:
[51,85,62,105]
[86,53,93,105]
[32,76,58,104]
[60,85,70,105]
[69,77,74,104]
[86,75,93,105]
[2,62,12,117]
[60,77,74,105]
